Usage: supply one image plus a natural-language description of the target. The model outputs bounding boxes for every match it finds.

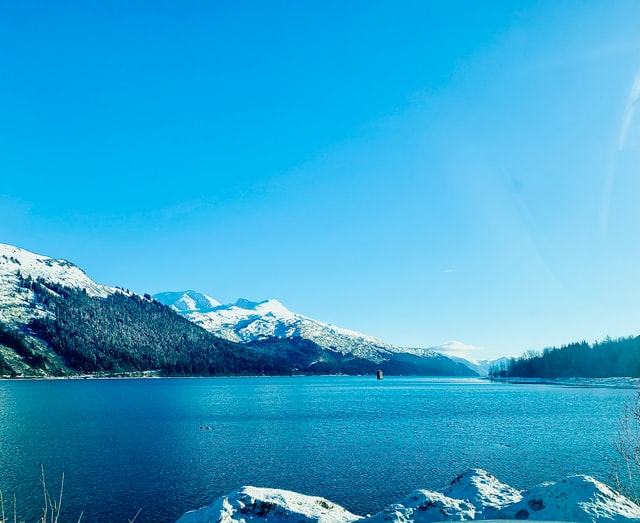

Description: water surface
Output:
[0,377,633,522]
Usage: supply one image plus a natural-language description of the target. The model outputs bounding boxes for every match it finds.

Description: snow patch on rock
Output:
[501,474,640,521]
[362,490,476,523]
[177,470,640,523]
[441,468,522,518]
[176,486,362,523]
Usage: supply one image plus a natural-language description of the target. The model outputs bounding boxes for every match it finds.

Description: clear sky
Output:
[1,1,639,360]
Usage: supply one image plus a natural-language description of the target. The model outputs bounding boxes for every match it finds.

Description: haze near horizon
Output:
[1,1,638,360]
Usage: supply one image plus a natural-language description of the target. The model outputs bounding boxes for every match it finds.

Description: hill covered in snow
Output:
[154,290,479,375]
[177,469,640,523]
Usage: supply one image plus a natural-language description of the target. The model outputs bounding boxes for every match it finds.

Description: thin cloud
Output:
[601,70,640,236]
[435,340,484,361]
[618,71,640,150]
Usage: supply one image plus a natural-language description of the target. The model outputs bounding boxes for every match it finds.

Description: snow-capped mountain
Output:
[153,290,475,371]
[0,244,477,377]
[154,290,221,313]
[153,291,398,361]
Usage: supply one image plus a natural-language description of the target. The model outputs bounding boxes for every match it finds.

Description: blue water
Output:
[0,377,634,523]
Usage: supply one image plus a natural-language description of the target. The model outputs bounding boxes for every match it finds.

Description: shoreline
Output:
[489,376,640,389]
[3,373,640,388]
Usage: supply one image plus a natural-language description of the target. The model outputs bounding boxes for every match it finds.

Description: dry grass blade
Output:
[1,467,79,523]
[39,464,65,523]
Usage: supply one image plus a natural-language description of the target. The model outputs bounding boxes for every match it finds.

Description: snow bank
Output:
[177,470,640,523]
[176,486,362,523]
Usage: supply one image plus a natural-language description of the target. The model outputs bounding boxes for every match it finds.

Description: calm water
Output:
[0,377,634,523]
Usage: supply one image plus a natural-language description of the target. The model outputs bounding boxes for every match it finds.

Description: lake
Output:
[0,377,635,523]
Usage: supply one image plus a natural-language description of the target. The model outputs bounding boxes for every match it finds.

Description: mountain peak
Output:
[154,290,221,312]
[153,289,478,375]
[234,298,292,317]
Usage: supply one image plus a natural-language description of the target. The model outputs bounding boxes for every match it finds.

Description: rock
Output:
[175,486,362,523]
[361,491,476,523]
[176,470,640,523]
[441,468,522,519]
[499,474,640,521]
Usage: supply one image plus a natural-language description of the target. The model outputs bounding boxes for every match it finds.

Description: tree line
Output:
[491,335,640,378]
[21,277,296,376]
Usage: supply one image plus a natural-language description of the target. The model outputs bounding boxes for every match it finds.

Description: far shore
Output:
[489,376,640,389]
[3,373,640,388]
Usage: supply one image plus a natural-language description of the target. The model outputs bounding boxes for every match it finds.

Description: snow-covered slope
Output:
[154,291,445,364]
[0,243,122,376]
[177,469,640,523]
[0,243,116,328]
[154,290,221,312]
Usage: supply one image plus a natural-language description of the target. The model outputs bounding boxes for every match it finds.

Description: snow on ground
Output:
[501,475,640,521]
[177,469,640,523]
[441,469,522,518]
[176,486,362,523]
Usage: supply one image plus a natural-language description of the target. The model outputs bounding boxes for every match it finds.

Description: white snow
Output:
[442,468,522,517]
[154,290,444,363]
[176,469,640,523]
[501,475,640,521]
[0,243,117,329]
[363,490,476,523]
[176,486,362,523]
[153,290,221,312]
[0,243,115,299]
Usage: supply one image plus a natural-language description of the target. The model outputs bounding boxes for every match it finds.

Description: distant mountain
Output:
[154,290,478,376]
[154,290,221,312]
[0,243,477,377]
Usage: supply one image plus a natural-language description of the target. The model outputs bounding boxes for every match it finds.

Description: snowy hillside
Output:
[0,244,123,376]
[177,469,640,523]
[0,243,116,328]
[154,290,464,366]
[177,486,361,523]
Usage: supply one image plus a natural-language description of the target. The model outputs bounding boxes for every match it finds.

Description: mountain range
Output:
[0,243,480,378]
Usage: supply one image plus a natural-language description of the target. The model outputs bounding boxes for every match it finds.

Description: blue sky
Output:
[1,1,638,360]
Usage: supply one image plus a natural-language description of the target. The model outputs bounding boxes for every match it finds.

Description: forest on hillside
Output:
[491,335,640,378]
[1,276,479,378]
[20,277,296,376]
